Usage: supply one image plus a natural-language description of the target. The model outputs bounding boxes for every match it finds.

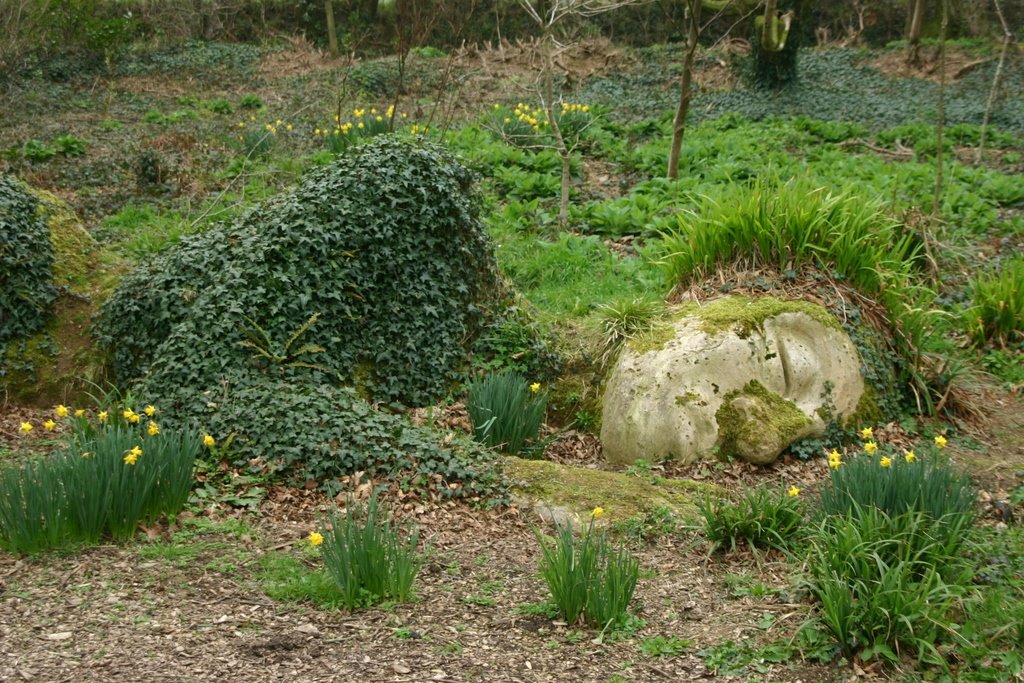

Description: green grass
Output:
[259,552,348,609]
[964,257,1024,348]
[94,205,194,257]
[488,219,661,321]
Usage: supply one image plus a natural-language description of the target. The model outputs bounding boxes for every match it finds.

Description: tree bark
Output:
[977,0,1012,163]
[325,0,339,57]
[907,0,925,65]
[667,0,701,179]
[933,0,948,218]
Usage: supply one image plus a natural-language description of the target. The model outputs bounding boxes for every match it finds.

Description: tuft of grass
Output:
[699,485,805,553]
[638,635,692,657]
[656,178,922,300]
[964,257,1024,348]
[316,491,421,611]
[259,553,347,609]
[466,370,547,456]
[536,513,639,630]
[594,297,666,367]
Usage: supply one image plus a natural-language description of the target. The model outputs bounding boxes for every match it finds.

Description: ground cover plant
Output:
[0,14,1022,683]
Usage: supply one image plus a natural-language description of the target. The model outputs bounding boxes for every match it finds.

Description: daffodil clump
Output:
[535,505,639,629]
[309,491,421,611]
[316,105,420,155]
[1,402,202,553]
[818,428,974,524]
[808,430,976,663]
[490,101,594,148]
[231,115,295,157]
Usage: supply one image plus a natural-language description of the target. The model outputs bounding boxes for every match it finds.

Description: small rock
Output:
[392,662,412,674]
[296,623,320,635]
[46,632,73,641]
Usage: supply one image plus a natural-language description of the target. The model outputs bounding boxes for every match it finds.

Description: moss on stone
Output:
[675,391,705,407]
[34,190,98,292]
[505,456,715,524]
[689,296,841,338]
[848,384,883,428]
[624,321,676,355]
[715,380,813,463]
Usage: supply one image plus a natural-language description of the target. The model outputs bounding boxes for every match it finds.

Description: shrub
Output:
[699,485,806,553]
[191,377,506,501]
[0,404,199,553]
[53,135,87,157]
[20,140,57,162]
[315,491,420,610]
[94,135,498,407]
[0,176,57,347]
[806,507,970,665]
[466,370,547,456]
[964,257,1024,348]
[536,510,639,630]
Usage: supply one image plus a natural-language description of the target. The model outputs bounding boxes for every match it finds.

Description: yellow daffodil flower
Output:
[308,531,324,546]
[19,422,33,433]
[74,409,85,417]
[144,405,157,416]
[591,507,605,519]
[203,434,216,448]
[43,419,56,431]
[530,382,541,393]
[904,450,916,463]
[98,411,108,423]
[864,441,878,455]
[860,427,873,439]
[123,445,143,465]
[55,404,69,417]
[147,421,160,436]
[880,456,892,468]
[787,485,800,497]
[934,435,947,448]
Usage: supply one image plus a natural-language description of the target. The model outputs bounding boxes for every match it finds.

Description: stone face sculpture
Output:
[600,296,865,466]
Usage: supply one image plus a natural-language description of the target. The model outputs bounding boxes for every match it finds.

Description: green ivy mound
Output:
[0,175,57,348]
[195,377,505,501]
[95,136,498,407]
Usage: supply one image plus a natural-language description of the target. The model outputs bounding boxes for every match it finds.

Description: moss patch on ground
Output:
[505,456,716,526]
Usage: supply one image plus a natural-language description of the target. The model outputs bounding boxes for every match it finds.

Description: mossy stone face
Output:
[602,295,865,466]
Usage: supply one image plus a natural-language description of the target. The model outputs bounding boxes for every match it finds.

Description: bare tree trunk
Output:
[907,0,925,65]
[325,0,339,57]
[540,33,572,226]
[668,0,701,179]
[977,0,1012,163]
[933,0,948,218]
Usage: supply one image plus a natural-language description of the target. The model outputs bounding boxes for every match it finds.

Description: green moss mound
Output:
[506,457,713,523]
[1,188,109,405]
[94,136,498,408]
[0,176,56,347]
